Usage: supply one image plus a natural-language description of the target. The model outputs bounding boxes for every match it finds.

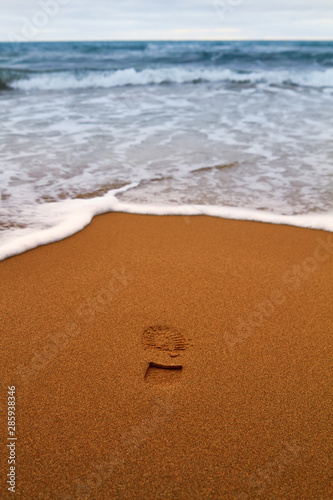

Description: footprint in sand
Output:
[142,325,190,386]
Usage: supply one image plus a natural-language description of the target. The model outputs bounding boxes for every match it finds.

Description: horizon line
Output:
[1,38,332,43]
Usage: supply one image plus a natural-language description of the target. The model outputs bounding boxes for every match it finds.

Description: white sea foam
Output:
[0,185,332,262]
[10,67,333,91]
[1,72,332,253]
[2,43,332,263]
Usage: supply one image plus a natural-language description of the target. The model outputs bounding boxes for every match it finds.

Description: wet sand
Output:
[0,214,332,499]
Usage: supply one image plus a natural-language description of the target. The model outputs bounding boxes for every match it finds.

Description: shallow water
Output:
[0,41,332,260]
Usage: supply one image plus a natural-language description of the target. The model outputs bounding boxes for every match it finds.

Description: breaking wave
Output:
[2,67,333,91]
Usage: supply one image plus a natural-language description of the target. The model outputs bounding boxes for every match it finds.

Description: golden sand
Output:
[1,214,332,499]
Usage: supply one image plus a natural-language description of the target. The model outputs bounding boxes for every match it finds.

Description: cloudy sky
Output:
[1,0,332,42]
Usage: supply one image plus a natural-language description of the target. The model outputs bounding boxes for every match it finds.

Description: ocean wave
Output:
[0,78,11,90]
[4,67,333,91]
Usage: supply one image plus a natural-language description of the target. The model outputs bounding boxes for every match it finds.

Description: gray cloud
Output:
[1,0,332,41]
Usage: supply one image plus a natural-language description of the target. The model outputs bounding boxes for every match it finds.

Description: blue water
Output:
[1,41,333,89]
[0,41,332,260]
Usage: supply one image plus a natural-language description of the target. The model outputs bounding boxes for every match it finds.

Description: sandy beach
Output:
[1,213,332,499]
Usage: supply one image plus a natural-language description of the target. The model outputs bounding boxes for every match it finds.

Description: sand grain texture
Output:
[0,214,332,499]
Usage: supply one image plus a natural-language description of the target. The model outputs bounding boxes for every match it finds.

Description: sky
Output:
[1,0,332,42]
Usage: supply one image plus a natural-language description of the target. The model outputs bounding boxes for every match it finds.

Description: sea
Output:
[0,41,332,260]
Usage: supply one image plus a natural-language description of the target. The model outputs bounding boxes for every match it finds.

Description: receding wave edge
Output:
[1,186,332,262]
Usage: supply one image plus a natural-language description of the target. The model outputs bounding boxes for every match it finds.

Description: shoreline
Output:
[1,200,333,263]
[1,213,332,499]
